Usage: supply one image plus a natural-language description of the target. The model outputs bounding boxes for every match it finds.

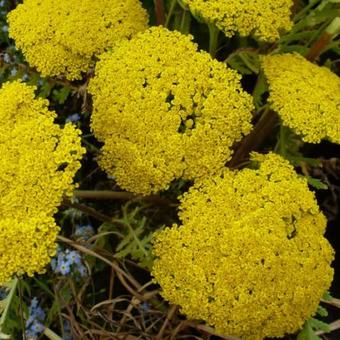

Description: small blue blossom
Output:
[51,247,87,278]
[75,224,94,240]
[0,0,6,8]
[77,264,88,278]
[66,113,81,123]
[0,286,8,300]
[66,250,81,265]
[50,258,57,271]
[56,261,71,276]
[2,25,8,33]
[63,320,73,340]
[25,298,45,340]
[10,68,17,77]
[140,302,150,312]
[3,53,10,63]
[22,73,29,81]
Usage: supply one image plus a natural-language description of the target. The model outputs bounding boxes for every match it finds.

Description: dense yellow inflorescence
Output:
[0,81,85,283]
[89,27,253,195]
[262,53,340,144]
[0,216,59,284]
[7,0,148,80]
[181,0,293,41]
[152,153,334,340]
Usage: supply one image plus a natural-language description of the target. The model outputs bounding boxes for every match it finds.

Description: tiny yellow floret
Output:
[7,0,148,80]
[152,153,334,339]
[181,0,293,41]
[262,53,340,143]
[89,27,253,195]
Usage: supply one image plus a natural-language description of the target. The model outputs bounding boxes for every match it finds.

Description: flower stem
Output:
[43,328,63,340]
[154,0,166,25]
[306,17,340,61]
[228,110,279,168]
[73,190,174,205]
[208,24,219,58]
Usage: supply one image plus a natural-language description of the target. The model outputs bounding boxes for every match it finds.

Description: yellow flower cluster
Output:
[0,81,85,283]
[0,216,59,284]
[181,0,293,41]
[152,153,334,339]
[262,53,340,144]
[8,0,148,80]
[89,27,253,195]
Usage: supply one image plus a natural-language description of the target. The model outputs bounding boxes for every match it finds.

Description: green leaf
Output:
[310,318,330,333]
[316,305,328,317]
[226,50,260,75]
[297,320,321,340]
[0,279,20,338]
[323,291,333,301]
[306,176,328,190]
[52,86,71,104]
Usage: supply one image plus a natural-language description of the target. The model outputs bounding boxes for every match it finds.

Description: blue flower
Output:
[76,264,87,277]
[66,113,81,123]
[66,251,81,265]
[3,53,10,63]
[140,302,150,311]
[0,286,8,300]
[63,320,73,340]
[75,224,94,240]
[25,298,45,340]
[56,261,71,276]
[10,68,17,77]
[51,247,87,278]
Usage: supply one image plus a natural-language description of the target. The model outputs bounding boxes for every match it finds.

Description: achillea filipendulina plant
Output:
[0,215,59,284]
[7,0,148,80]
[89,26,253,195]
[152,153,334,340]
[0,81,84,282]
[262,53,340,143]
[180,0,293,41]
[0,81,85,219]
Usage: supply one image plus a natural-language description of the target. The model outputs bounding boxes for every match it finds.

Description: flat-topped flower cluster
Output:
[0,81,85,283]
[89,27,253,194]
[7,0,148,79]
[2,1,339,339]
[152,153,334,339]
[181,0,294,41]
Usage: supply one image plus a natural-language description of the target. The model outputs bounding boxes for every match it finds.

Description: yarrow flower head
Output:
[0,81,85,219]
[180,0,293,41]
[7,0,148,80]
[25,297,46,340]
[0,215,59,284]
[89,26,253,195]
[0,81,85,283]
[262,53,340,144]
[152,153,334,339]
